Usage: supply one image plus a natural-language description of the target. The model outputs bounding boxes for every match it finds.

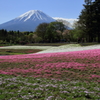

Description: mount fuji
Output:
[0,10,56,32]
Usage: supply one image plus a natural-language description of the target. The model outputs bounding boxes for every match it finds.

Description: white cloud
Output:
[53,17,78,25]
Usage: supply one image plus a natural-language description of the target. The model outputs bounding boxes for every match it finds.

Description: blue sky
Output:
[0,0,84,24]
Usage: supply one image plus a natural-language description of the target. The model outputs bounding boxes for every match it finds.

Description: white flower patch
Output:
[0,45,53,50]
[46,96,54,100]
[36,44,100,54]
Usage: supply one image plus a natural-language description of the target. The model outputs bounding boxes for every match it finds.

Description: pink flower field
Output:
[0,49,100,82]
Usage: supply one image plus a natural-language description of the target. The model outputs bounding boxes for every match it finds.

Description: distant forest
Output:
[0,0,100,44]
[0,22,73,44]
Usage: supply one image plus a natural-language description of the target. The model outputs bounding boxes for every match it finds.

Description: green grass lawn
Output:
[79,42,100,46]
[0,49,42,55]
[0,42,100,46]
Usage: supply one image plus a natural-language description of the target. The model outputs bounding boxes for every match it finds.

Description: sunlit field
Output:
[0,47,100,99]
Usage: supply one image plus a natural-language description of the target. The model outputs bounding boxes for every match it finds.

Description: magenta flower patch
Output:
[0,49,100,82]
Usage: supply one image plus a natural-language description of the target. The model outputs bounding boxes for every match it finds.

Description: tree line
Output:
[0,21,76,44]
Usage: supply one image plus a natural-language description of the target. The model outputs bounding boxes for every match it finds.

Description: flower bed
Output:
[0,49,100,99]
[0,49,100,82]
[0,74,100,99]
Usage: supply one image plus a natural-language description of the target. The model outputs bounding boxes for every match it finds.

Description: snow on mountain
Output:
[15,10,55,22]
[0,10,56,32]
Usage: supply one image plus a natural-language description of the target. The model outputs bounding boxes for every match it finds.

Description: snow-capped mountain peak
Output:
[0,10,55,32]
[15,10,54,22]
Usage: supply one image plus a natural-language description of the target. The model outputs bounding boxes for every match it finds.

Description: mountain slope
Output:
[0,10,56,32]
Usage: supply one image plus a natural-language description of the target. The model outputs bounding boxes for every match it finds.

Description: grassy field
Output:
[79,42,100,46]
[0,74,99,100]
[0,42,100,55]
[0,47,100,99]
[0,49,42,55]
[28,42,100,47]
[0,42,99,46]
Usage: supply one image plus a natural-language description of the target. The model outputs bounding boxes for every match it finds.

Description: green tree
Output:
[70,21,86,42]
[78,0,100,42]
[46,22,66,42]
[92,0,100,42]
[0,29,7,41]
[35,23,49,42]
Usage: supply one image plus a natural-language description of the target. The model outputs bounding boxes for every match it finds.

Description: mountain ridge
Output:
[0,10,56,32]
[0,10,74,32]
[15,10,55,22]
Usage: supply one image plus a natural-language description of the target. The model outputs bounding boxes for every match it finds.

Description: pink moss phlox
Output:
[0,49,100,60]
[91,74,100,78]
[0,49,100,82]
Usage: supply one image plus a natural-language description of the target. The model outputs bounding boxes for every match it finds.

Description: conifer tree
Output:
[93,0,100,42]
[78,0,100,42]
